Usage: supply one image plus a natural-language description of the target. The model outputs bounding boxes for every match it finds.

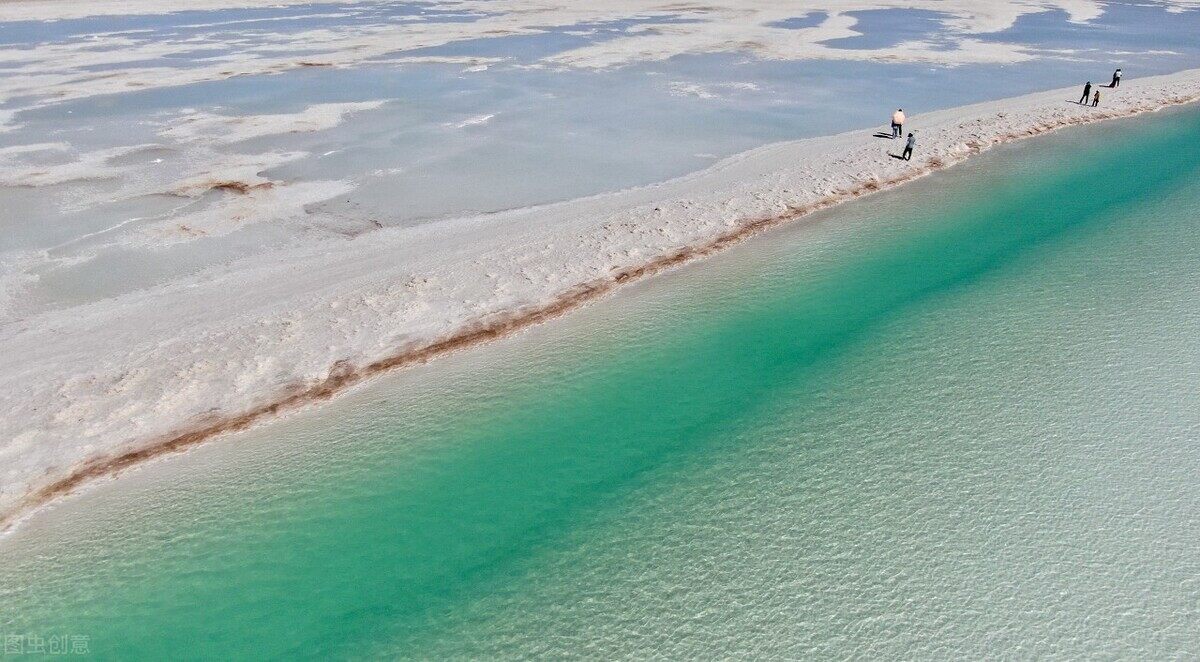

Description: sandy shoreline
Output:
[3,70,1200,531]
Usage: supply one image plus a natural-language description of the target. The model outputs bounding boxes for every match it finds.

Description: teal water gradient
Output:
[2,108,1200,658]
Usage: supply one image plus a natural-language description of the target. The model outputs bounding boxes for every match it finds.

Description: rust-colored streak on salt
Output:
[3,93,1199,532]
[211,181,274,194]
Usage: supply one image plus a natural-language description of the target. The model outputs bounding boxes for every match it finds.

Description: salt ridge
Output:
[2,70,1200,530]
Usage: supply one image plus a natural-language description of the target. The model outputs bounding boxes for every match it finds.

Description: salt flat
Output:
[3,0,1200,526]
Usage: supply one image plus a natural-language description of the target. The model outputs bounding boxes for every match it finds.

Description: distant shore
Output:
[4,68,1200,532]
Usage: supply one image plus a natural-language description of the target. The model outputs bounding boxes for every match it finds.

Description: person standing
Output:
[891,108,905,138]
[1111,68,1122,88]
[902,132,916,161]
[1079,81,1093,104]
[1092,89,1101,107]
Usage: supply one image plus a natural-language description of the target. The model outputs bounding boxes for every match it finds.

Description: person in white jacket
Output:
[891,108,906,138]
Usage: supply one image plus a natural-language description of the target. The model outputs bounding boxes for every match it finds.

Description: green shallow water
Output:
[3,108,1200,659]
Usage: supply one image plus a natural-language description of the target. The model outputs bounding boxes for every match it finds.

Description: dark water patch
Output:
[821,8,953,51]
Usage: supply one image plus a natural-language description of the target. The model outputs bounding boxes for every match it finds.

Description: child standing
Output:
[902,133,916,161]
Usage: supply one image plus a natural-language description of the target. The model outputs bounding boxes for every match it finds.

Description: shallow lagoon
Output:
[2,105,1198,658]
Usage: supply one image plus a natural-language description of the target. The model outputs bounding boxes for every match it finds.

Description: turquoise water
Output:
[2,108,1200,659]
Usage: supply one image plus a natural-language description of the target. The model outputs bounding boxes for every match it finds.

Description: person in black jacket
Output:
[1079,81,1092,104]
